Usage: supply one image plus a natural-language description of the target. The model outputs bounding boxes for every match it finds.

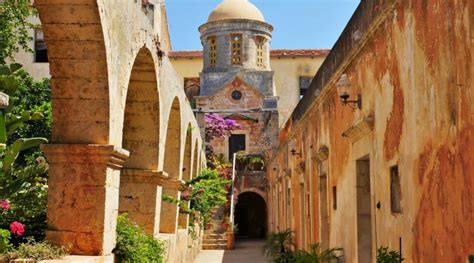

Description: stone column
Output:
[119,170,167,237]
[159,178,186,234]
[42,144,129,255]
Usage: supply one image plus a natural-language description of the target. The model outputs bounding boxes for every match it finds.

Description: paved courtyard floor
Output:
[194,239,268,263]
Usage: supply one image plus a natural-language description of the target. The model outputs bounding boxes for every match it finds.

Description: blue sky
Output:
[166,0,360,50]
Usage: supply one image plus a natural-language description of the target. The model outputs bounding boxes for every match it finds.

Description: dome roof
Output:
[207,0,265,23]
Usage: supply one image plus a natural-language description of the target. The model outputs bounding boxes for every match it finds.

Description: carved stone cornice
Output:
[342,116,374,142]
[41,144,130,169]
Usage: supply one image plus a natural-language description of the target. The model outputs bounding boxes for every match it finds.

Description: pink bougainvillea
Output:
[10,221,25,237]
[0,200,10,210]
[204,113,241,142]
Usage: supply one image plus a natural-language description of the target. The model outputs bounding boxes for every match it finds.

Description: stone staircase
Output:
[202,207,228,250]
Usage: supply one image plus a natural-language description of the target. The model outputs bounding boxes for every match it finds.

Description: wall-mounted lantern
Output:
[336,74,362,110]
[289,140,302,157]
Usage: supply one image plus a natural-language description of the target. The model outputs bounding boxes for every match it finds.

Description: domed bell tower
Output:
[198,0,276,100]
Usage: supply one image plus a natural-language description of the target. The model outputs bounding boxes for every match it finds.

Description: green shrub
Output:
[162,168,231,239]
[1,239,66,261]
[114,214,165,263]
[0,229,11,254]
[0,178,48,245]
[289,243,343,263]
[263,229,295,261]
[377,246,403,263]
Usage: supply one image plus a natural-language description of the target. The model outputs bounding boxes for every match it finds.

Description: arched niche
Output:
[119,47,161,236]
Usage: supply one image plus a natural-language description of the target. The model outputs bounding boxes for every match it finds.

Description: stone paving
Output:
[194,239,268,263]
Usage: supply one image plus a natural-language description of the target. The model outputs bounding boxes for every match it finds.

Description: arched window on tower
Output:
[256,36,265,68]
[208,36,217,67]
[231,34,242,65]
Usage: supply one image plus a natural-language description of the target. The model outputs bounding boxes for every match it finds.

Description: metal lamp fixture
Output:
[336,74,362,110]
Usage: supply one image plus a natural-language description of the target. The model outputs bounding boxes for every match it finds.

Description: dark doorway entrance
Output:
[234,192,266,239]
[229,134,246,160]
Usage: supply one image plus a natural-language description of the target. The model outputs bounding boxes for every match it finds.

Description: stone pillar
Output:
[159,178,186,234]
[42,144,129,255]
[119,170,167,237]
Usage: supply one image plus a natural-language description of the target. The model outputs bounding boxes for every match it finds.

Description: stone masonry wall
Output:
[34,1,205,262]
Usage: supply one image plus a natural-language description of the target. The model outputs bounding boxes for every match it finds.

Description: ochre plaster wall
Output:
[268,1,473,262]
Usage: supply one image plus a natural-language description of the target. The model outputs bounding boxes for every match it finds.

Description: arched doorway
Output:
[235,192,267,239]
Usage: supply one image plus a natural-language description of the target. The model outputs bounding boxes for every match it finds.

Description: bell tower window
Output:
[256,37,265,68]
[209,37,217,67]
[231,34,242,65]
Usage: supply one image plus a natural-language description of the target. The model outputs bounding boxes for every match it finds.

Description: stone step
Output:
[202,244,228,250]
[203,233,226,239]
[202,239,227,245]
[204,229,226,235]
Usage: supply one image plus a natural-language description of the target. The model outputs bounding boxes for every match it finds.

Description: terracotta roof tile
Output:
[168,49,331,59]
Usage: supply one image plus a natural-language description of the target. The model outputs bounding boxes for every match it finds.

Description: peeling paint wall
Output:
[268,0,473,262]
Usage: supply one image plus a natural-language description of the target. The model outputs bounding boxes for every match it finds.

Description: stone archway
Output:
[178,123,193,229]
[234,191,267,239]
[119,47,161,236]
[160,97,182,234]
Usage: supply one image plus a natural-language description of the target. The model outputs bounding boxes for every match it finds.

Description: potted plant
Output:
[249,155,264,171]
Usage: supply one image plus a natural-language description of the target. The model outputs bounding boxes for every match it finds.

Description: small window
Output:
[332,186,337,210]
[299,76,313,98]
[231,34,242,65]
[231,90,242,100]
[34,29,48,63]
[208,37,217,67]
[229,134,245,159]
[256,37,265,68]
[390,166,402,213]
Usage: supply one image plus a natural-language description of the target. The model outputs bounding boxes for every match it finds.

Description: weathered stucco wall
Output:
[268,0,473,262]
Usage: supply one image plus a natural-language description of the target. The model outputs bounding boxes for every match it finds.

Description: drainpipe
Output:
[230,153,237,227]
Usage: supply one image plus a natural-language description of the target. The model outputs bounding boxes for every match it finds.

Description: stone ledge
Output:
[342,116,374,142]
[41,144,129,169]
[121,169,168,185]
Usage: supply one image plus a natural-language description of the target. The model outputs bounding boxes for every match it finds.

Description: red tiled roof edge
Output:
[168,49,331,59]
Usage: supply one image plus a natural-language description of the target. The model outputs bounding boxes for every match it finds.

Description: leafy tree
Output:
[0,0,38,64]
[0,64,48,199]
[8,71,51,167]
